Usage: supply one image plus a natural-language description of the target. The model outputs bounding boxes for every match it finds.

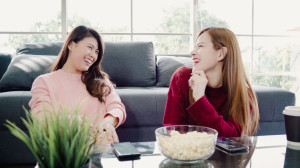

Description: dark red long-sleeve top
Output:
[163,67,241,137]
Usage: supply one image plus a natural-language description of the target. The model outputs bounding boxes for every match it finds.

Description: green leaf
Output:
[5,105,98,168]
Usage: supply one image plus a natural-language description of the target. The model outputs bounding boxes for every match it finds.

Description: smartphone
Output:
[216,137,249,153]
[112,142,141,161]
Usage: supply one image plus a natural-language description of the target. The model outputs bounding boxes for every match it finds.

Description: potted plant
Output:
[5,106,98,168]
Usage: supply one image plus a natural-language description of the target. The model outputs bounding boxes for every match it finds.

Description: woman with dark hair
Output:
[163,27,259,137]
[29,25,126,144]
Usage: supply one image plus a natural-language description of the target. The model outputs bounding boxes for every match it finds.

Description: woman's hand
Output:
[188,70,208,101]
[96,115,119,144]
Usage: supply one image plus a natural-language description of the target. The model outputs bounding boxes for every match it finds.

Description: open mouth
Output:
[193,58,200,64]
[84,59,92,66]
[84,58,93,66]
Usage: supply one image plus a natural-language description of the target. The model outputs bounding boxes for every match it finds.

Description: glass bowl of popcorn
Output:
[155,125,218,163]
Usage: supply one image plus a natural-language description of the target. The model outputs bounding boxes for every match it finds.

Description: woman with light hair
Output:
[163,27,259,137]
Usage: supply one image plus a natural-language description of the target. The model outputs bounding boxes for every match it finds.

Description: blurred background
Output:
[0,0,299,105]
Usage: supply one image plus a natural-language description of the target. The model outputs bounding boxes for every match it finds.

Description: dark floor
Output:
[0,164,36,168]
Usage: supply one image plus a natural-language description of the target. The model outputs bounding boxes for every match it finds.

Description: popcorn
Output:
[158,130,216,160]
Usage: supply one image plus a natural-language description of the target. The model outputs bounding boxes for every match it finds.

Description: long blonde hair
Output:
[189,27,259,136]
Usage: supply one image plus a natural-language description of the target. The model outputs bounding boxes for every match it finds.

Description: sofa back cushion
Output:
[156,55,192,87]
[0,55,57,91]
[0,41,156,91]
[17,42,64,55]
[102,42,156,87]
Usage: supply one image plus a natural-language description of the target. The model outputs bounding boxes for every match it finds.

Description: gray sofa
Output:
[0,41,295,164]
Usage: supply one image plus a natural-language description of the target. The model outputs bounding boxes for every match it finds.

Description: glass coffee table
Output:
[90,134,299,168]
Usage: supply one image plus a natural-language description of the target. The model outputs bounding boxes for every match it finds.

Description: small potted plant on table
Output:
[5,106,98,168]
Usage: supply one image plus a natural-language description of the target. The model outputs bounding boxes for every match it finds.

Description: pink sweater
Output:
[29,69,126,127]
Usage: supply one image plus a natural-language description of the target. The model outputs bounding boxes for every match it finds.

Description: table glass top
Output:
[89,135,300,168]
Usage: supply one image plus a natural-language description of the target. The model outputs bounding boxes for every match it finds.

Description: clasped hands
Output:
[188,70,208,101]
[95,115,119,144]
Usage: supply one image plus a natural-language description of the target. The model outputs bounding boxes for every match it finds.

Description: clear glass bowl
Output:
[155,125,218,163]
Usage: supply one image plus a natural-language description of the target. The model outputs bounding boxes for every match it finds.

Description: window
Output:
[68,0,131,33]
[254,0,300,35]
[0,0,61,53]
[198,0,252,35]
[198,0,300,105]
[1,0,299,104]
[68,0,191,54]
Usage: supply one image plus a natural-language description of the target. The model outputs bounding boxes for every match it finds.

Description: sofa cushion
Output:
[0,91,32,131]
[116,87,167,128]
[102,42,156,87]
[17,42,64,55]
[16,41,156,87]
[0,55,57,91]
[254,86,295,122]
[156,55,192,87]
[0,53,12,80]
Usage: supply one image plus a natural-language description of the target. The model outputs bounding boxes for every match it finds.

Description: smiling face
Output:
[190,32,224,73]
[63,37,99,74]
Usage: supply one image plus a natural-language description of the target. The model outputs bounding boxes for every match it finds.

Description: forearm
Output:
[105,92,126,127]
[187,96,241,137]
[163,93,188,126]
[104,114,119,127]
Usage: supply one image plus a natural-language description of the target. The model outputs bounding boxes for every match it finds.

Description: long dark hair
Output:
[189,27,259,136]
[52,25,110,102]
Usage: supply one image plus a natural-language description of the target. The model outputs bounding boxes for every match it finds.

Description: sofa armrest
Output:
[254,86,295,135]
[254,86,295,122]
[0,53,12,80]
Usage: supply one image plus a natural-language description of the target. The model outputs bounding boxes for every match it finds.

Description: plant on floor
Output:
[5,106,98,168]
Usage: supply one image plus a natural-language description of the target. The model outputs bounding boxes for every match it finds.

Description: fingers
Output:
[191,70,205,76]
[104,125,114,143]
[190,71,207,85]
[112,129,119,143]
[105,125,119,143]
[189,70,208,101]
[188,77,194,88]
[189,71,205,88]
[97,122,119,144]
[96,129,111,144]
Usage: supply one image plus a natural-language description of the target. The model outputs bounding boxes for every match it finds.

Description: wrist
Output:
[194,93,204,102]
[104,114,118,127]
